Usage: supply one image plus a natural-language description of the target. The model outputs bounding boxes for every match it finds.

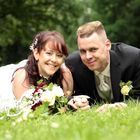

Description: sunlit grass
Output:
[0,101,140,140]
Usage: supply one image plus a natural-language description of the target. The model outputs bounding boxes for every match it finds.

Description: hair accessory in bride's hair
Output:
[29,38,38,50]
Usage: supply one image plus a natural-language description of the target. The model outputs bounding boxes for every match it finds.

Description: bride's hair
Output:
[25,31,68,86]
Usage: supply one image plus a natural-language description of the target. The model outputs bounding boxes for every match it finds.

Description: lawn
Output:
[0,101,140,140]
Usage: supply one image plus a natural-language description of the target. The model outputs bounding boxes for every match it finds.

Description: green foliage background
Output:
[0,0,140,65]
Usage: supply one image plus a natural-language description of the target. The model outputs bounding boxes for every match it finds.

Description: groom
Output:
[65,21,140,109]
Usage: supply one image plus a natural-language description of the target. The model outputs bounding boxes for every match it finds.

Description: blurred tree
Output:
[92,0,140,48]
[0,0,85,65]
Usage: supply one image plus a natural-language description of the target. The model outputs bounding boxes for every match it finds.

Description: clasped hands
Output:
[68,95,90,110]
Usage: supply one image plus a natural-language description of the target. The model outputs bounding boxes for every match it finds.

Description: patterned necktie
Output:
[97,74,111,101]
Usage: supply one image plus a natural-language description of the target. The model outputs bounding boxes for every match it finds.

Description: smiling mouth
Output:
[47,64,58,69]
[87,60,96,65]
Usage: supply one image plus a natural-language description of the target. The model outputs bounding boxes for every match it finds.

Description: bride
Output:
[0,31,74,112]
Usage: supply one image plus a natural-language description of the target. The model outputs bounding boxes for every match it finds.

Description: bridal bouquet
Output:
[5,79,68,122]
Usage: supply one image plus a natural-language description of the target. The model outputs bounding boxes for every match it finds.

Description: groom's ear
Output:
[105,39,111,50]
[33,48,39,61]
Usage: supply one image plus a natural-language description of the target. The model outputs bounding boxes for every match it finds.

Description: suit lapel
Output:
[110,50,122,102]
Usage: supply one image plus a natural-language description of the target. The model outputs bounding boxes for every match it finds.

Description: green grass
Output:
[1,101,140,140]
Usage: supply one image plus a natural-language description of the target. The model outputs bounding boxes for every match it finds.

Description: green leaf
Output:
[37,79,44,85]
[47,83,54,90]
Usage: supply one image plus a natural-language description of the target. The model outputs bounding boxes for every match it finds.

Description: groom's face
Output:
[78,32,111,72]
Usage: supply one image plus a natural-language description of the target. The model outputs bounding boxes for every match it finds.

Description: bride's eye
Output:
[46,52,52,56]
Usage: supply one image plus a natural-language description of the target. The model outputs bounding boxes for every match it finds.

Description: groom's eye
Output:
[79,49,86,54]
[56,53,63,58]
[89,48,98,52]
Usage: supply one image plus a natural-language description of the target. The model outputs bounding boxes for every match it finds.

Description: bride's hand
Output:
[61,63,73,96]
[68,95,90,110]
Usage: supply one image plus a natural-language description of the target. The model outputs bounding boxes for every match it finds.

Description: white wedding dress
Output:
[0,60,27,112]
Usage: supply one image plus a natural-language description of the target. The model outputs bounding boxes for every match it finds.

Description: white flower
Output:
[29,38,38,50]
[121,85,131,95]
[52,85,64,97]
[41,90,55,106]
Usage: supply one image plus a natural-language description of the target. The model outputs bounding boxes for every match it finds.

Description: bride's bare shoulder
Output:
[12,68,28,82]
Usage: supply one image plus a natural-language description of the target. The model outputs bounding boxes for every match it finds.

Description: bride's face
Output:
[33,41,65,77]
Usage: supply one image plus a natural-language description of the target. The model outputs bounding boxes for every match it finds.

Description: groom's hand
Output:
[68,95,90,110]
[96,102,127,113]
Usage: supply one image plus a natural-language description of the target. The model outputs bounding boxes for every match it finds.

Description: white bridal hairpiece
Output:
[29,38,38,50]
